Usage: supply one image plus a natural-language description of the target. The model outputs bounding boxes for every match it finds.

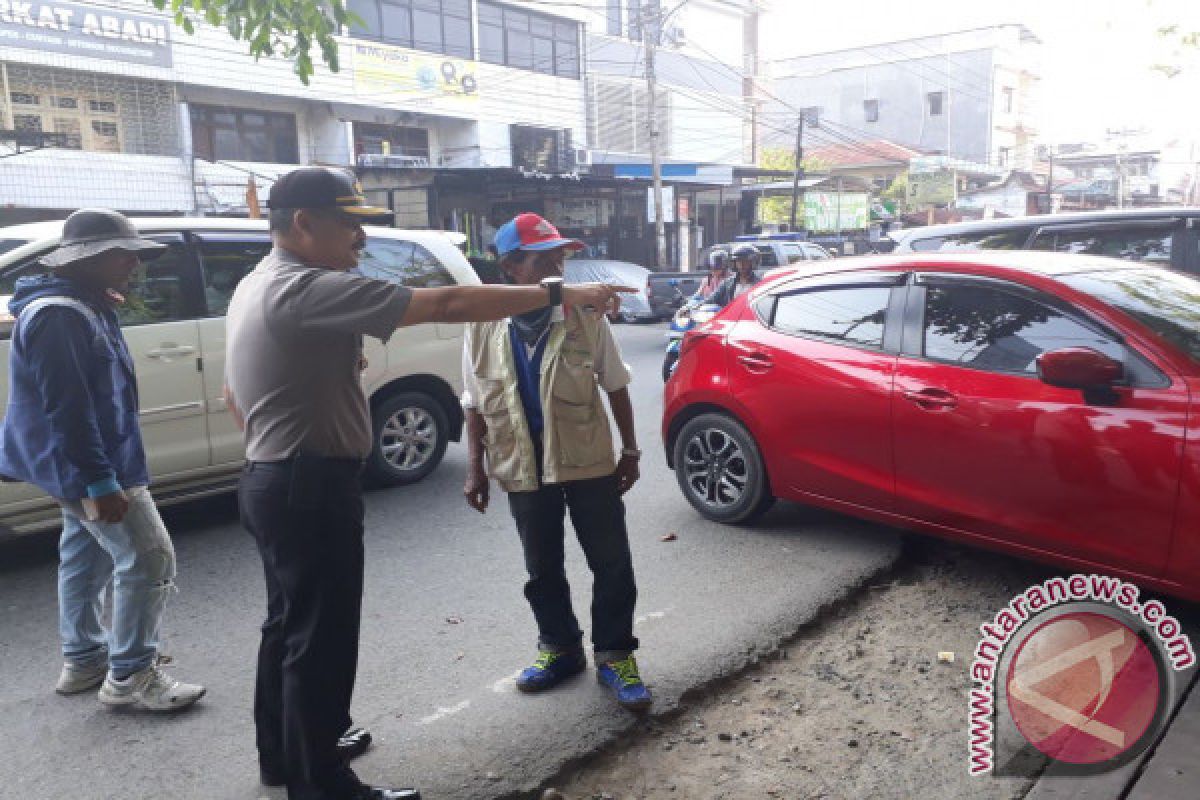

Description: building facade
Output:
[0,0,761,267]
[766,25,1042,172]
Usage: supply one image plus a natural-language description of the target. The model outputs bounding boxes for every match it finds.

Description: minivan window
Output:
[118,239,197,327]
[909,229,1030,252]
[922,283,1124,373]
[1030,226,1173,265]
[197,237,273,316]
[357,237,455,288]
[1060,268,1200,364]
[771,286,891,349]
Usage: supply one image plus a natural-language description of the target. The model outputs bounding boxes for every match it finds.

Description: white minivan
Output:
[0,218,478,535]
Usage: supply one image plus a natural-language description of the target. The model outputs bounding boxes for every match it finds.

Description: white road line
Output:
[419,699,471,725]
[491,671,522,693]
[635,610,667,626]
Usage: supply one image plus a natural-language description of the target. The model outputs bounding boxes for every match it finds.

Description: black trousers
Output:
[239,455,366,800]
[506,473,639,658]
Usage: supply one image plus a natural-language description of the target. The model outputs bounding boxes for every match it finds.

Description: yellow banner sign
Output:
[352,42,479,110]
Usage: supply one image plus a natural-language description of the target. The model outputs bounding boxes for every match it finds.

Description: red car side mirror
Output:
[1037,347,1124,390]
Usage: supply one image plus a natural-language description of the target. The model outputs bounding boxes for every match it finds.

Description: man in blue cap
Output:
[461,212,653,712]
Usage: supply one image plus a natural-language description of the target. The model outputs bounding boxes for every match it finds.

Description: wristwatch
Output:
[540,276,564,307]
[621,448,642,459]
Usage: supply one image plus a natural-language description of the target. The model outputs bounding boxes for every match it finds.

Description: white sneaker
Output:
[97,666,206,712]
[55,662,107,695]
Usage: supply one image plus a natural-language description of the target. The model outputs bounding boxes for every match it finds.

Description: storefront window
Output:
[190,105,299,164]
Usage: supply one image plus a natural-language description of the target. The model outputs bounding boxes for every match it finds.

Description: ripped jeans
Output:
[57,487,177,679]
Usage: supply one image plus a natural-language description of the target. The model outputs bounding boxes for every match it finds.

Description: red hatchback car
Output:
[662,252,1200,602]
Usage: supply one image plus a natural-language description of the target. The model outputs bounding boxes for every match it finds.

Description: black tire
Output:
[366,391,449,487]
[662,350,679,382]
[673,413,774,524]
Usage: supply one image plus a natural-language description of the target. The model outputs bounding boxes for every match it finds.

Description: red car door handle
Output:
[903,388,958,410]
[734,350,773,371]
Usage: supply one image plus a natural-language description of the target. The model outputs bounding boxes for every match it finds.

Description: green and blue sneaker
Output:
[597,655,653,711]
[516,649,587,693]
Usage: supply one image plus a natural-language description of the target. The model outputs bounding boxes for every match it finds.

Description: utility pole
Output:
[643,3,668,268]
[788,114,805,231]
[1046,149,1054,213]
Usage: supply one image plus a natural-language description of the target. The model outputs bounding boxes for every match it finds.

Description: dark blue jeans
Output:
[506,473,639,661]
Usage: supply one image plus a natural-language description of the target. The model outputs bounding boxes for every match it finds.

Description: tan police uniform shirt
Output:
[224,247,412,461]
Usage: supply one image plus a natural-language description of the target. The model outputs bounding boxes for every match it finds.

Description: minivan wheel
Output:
[367,391,449,486]
[673,413,774,524]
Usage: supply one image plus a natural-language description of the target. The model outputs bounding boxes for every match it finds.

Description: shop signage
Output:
[0,1,173,67]
[647,185,675,224]
[353,41,479,111]
[803,191,869,232]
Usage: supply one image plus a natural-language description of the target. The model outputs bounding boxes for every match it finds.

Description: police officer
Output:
[223,168,630,800]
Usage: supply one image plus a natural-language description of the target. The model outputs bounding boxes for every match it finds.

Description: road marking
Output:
[419,699,471,725]
[492,671,521,693]
[635,610,667,626]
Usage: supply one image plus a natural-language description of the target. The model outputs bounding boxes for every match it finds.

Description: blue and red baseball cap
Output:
[494,212,584,257]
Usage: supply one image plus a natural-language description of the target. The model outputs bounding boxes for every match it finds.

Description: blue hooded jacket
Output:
[0,275,148,500]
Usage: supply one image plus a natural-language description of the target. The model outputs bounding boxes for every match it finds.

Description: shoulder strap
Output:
[16,296,105,342]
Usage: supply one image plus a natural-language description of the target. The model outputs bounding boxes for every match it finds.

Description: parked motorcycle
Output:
[663,301,720,381]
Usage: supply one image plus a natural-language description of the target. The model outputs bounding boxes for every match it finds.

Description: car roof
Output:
[762,250,1147,283]
[891,207,1200,243]
[0,217,460,248]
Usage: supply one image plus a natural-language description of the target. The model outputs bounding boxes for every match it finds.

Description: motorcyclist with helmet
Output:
[689,248,730,305]
[695,243,761,308]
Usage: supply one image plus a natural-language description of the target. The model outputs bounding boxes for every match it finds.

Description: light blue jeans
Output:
[57,487,176,679]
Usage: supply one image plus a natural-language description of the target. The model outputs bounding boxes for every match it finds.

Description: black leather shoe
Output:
[338,727,373,761]
[352,787,420,800]
[260,728,375,786]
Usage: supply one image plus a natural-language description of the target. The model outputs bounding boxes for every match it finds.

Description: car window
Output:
[0,239,29,258]
[754,246,779,267]
[1060,268,1200,365]
[922,283,1125,374]
[909,229,1030,252]
[770,286,891,349]
[0,251,51,296]
[781,243,805,263]
[197,237,272,316]
[357,237,456,288]
[118,239,197,327]
[1029,226,1173,265]
[803,245,830,260]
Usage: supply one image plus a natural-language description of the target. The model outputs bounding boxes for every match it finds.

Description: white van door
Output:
[192,233,274,466]
[118,235,210,478]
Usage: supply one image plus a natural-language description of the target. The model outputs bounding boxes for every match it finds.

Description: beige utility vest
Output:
[469,307,616,493]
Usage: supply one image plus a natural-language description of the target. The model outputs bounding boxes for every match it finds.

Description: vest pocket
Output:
[552,401,608,468]
[551,356,596,406]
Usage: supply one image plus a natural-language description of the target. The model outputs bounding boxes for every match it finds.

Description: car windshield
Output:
[1060,268,1200,364]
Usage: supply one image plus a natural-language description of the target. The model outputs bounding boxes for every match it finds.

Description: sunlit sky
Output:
[761,0,1200,147]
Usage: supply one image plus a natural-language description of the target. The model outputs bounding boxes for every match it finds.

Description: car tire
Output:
[673,413,774,524]
[366,391,449,487]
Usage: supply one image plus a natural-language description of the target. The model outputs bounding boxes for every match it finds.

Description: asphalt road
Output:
[0,323,901,800]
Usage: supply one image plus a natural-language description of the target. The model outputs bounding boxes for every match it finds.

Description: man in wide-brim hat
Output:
[0,208,206,712]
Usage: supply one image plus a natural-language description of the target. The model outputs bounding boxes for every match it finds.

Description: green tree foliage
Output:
[149,0,354,84]
[756,147,828,225]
